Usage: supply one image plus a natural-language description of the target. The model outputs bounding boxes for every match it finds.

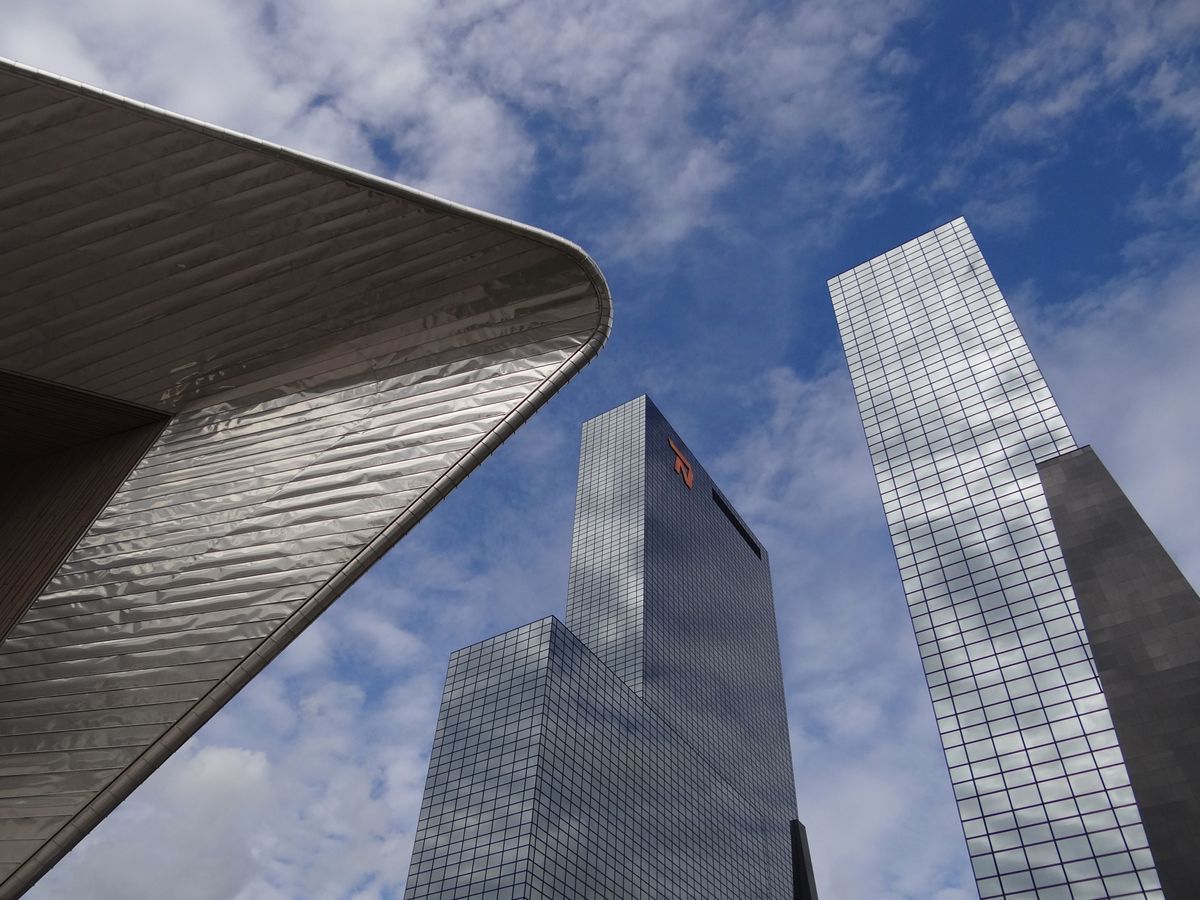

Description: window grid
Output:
[566,396,647,693]
[404,617,788,898]
[829,218,1162,900]
[407,397,800,897]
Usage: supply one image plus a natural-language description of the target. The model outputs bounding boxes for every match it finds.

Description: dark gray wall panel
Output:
[0,371,165,466]
[790,819,818,900]
[0,422,164,645]
[1039,446,1200,899]
[0,372,167,645]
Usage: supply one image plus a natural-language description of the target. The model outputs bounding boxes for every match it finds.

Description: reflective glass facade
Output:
[566,396,646,691]
[406,397,810,899]
[1038,447,1200,897]
[566,398,797,828]
[405,617,789,899]
[829,218,1163,899]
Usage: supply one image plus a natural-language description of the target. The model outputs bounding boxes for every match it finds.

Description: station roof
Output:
[0,56,610,896]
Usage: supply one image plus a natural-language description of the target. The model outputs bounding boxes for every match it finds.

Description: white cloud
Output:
[1023,245,1200,583]
[0,0,921,252]
[982,0,1200,130]
[721,0,916,151]
[36,746,272,900]
[962,0,1200,223]
[31,655,441,900]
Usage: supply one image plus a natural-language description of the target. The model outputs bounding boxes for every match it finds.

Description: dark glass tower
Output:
[829,218,1199,899]
[404,396,817,899]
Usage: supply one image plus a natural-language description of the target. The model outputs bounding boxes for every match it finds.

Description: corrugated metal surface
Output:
[0,57,610,897]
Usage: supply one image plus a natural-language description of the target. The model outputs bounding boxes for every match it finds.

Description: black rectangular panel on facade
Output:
[790,818,818,900]
[1039,445,1200,899]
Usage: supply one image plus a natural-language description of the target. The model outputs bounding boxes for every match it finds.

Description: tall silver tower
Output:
[830,218,1199,899]
[404,397,817,899]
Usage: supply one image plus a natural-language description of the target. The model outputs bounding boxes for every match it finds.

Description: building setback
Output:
[829,218,1199,899]
[0,57,609,898]
[404,396,818,899]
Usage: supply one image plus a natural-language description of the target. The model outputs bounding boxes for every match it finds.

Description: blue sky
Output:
[4,1,1200,898]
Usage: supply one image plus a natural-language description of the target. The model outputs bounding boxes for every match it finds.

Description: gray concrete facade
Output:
[1039,446,1200,898]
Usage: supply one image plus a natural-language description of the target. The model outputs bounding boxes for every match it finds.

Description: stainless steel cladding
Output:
[0,57,610,897]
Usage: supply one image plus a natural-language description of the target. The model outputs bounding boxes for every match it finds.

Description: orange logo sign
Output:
[667,437,694,489]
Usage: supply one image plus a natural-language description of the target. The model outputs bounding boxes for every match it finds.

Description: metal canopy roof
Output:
[0,57,610,897]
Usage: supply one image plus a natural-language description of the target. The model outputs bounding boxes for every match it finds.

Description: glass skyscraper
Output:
[403,396,818,899]
[829,218,1199,899]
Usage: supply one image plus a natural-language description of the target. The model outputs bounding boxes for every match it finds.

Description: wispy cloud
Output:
[980,0,1200,140]
[948,0,1200,229]
[1023,245,1200,583]
[0,0,921,255]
